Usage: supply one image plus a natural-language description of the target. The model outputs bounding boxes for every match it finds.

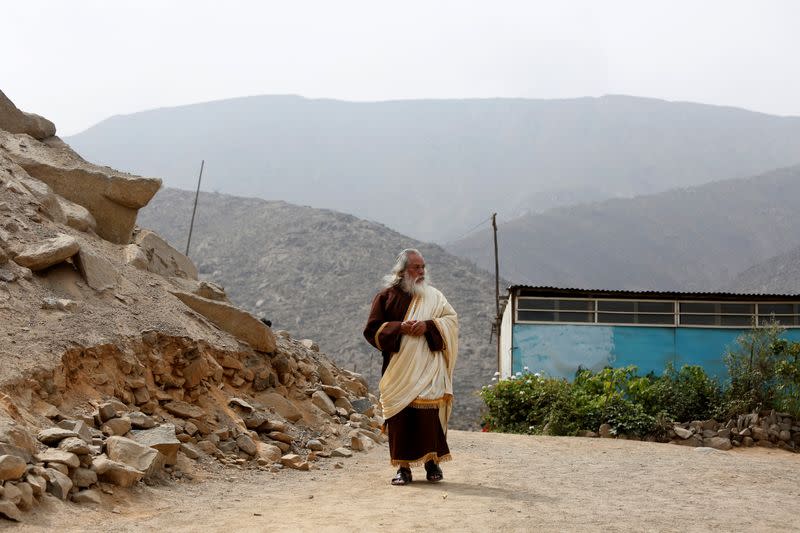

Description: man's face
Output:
[404,253,426,284]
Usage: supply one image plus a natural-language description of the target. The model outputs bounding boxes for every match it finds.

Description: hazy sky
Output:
[4,0,799,135]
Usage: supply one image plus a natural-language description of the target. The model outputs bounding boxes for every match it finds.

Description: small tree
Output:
[722,320,784,416]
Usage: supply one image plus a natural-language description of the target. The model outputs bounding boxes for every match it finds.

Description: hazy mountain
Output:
[448,165,800,291]
[137,188,500,429]
[727,245,800,295]
[66,95,800,243]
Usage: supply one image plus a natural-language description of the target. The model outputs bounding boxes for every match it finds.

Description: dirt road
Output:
[16,430,800,532]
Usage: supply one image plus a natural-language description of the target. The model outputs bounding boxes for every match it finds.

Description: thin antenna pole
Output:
[185,160,205,257]
[492,213,501,372]
[492,213,500,318]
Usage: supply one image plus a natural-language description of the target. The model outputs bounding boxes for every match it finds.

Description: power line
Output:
[447,215,493,243]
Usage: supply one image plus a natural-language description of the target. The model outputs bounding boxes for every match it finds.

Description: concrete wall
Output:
[499,302,513,378]
[510,323,800,380]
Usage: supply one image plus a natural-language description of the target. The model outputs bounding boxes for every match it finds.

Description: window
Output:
[515,296,800,328]
[758,303,800,326]
[517,299,593,322]
[597,300,674,325]
[517,298,674,325]
[679,302,754,327]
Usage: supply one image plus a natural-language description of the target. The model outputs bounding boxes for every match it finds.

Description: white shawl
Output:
[379,285,458,434]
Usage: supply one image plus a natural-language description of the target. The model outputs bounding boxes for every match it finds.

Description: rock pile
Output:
[586,411,800,453]
[0,91,386,523]
[0,329,385,522]
[667,411,800,451]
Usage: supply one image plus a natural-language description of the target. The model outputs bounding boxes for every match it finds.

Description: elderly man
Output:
[363,248,458,486]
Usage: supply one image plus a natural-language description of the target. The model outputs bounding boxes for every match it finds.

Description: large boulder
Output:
[123,244,148,270]
[90,455,144,488]
[280,454,309,471]
[163,401,205,420]
[170,291,275,352]
[129,425,181,465]
[0,89,56,139]
[101,417,132,437]
[0,454,27,481]
[44,468,73,500]
[133,229,197,279]
[12,234,79,271]
[37,427,79,446]
[312,390,336,416]
[0,418,37,459]
[0,444,30,465]
[105,436,163,478]
[57,420,94,444]
[0,500,22,522]
[254,392,302,422]
[72,467,98,488]
[24,473,47,497]
[75,245,118,291]
[235,434,258,456]
[169,277,228,302]
[704,436,733,451]
[58,437,92,455]
[35,449,80,468]
[0,131,161,244]
[256,442,282,463]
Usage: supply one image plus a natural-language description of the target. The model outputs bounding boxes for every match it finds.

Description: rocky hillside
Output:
[0,89,384,524]
[727,245,800,294]
[65,94,800,242]
[448,164,800,291]
[137,188,499,429]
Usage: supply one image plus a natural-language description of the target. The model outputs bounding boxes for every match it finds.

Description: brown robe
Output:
[364,285,451,466]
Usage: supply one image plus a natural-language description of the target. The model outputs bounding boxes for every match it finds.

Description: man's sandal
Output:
[391,467,413,486]
[424,460,443,482]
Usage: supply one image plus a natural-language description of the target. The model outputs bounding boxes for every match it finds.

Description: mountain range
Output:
[66,94,800,243]
[448,164,800,291]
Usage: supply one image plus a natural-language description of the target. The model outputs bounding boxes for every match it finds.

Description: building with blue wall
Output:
[498,286,800,380]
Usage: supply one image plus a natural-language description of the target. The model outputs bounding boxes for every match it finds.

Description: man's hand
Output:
[401,320,427,336]
[410,320,427,336]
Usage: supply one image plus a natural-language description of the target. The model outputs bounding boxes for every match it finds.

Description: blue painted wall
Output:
[511,323,800,380]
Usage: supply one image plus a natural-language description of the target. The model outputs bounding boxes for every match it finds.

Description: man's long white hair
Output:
[382,248,431,293]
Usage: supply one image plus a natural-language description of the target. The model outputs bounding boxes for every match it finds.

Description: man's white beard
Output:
[400,275,428,296]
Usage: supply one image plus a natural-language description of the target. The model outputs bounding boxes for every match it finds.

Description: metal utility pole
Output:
[185,160,205,257]
[492,213,501,372]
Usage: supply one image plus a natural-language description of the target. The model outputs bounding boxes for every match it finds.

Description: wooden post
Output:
[185,160,205,257]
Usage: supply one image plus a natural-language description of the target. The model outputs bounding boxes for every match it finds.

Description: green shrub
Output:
[480,367,659,438]
[573,366,639,398]
[480,364,721,438]
[480,325,800,437]
[627,363,722,421]
[479,372,573,434]
[570,366,658,437]
[771,338,800,417]
[598,395,656,437]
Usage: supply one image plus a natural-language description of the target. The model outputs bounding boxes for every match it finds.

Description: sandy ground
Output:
[14,430,800,533]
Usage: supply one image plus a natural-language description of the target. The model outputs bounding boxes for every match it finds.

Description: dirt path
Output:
[15,430,800,532]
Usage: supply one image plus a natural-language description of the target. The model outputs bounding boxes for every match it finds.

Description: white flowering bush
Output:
[480,365,719,438]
